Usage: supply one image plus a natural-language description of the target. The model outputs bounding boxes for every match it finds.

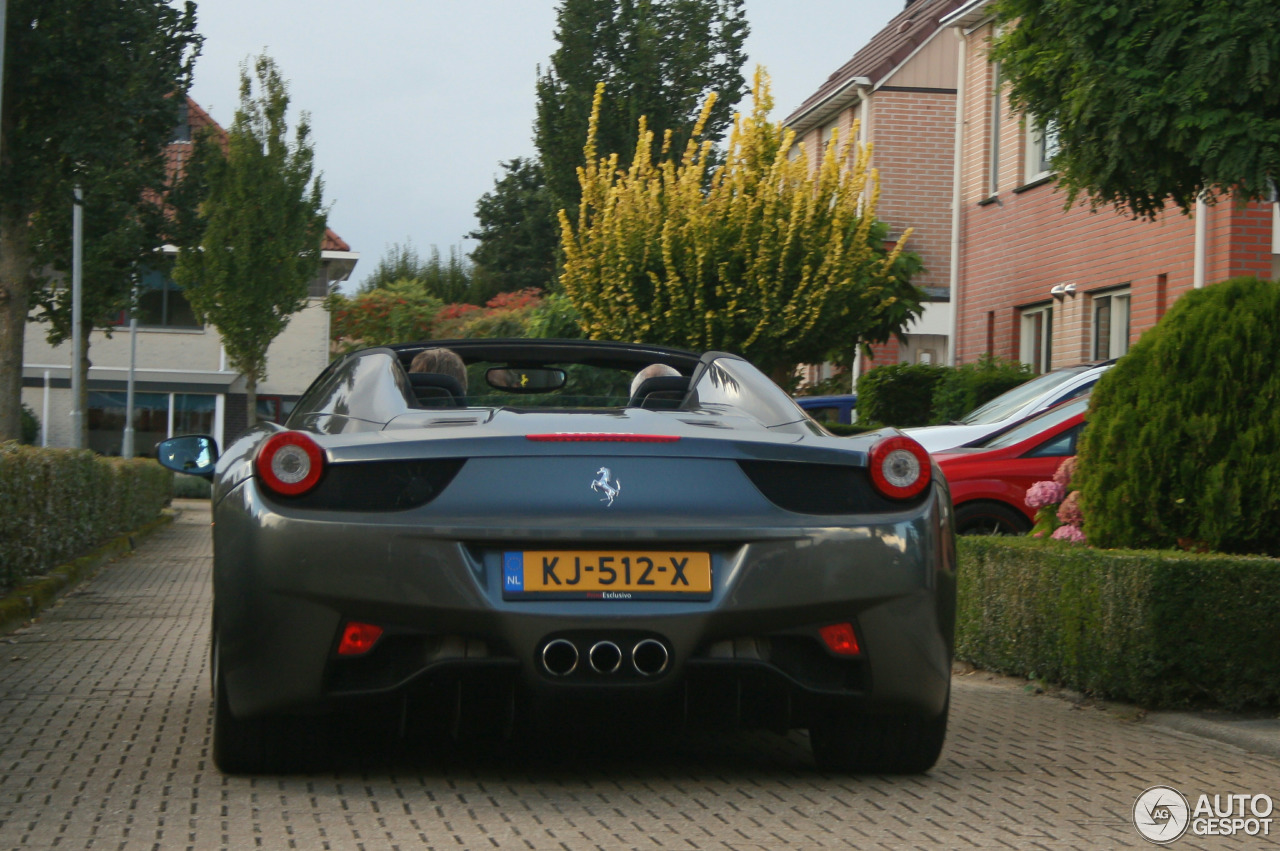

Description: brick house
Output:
[943,0,1278,371]
[786,0,967,383]
[21,98,358,455]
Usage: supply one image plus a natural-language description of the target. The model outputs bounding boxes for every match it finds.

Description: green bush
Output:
[855,362,948,427]
[1078,277,1280,556]
[957,536,1280,709]
[20,404,39,445]
[929,354,1032,425]
[0,443,172,591]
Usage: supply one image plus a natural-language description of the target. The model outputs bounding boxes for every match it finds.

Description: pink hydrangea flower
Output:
[1053,456,1077,487]
[1025,480,1066,509]
[1051,524,1087,544]
[1057,490,1084,526]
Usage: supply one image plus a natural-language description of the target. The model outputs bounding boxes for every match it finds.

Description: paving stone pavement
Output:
[1,501,1279,850]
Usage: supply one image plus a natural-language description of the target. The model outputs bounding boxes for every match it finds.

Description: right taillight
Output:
[867,435,931,500]
[255,431,325,496]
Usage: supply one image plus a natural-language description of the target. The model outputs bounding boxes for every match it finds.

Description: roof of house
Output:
[785,0,967,130]
[166,97,351,254]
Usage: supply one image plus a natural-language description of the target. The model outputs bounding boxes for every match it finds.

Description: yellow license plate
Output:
[503,550,712,599]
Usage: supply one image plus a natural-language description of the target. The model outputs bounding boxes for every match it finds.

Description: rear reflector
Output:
[337,622,384,656]
[526,433,681,443]
[819,623,862,657]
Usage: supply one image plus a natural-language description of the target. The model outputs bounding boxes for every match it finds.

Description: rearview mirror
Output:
[486,366,567,393]
[155,435,219,479]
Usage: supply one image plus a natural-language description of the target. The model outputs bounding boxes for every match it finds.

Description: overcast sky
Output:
[187,1,909,290]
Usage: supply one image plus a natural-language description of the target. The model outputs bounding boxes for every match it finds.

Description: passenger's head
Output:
[409,347,468,392]
[630,363,681,397]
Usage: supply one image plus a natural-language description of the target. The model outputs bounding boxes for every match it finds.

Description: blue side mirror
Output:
[155,435,219,479]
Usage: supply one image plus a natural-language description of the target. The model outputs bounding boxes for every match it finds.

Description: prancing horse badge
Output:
[590,467,621,506]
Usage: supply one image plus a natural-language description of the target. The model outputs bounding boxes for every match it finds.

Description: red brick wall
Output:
[873,90,956,290]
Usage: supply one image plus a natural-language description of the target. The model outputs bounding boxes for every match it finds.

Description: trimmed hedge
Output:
[929,354,1032,425]
[957,536,1280,710]
[856,363,948,427]
[0,443,172,591]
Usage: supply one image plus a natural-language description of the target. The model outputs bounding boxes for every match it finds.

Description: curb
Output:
[0,510,177,636]
[1147,711,1280,761]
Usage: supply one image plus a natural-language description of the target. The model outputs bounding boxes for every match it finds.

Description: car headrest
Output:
[407,372,465,408]
[628,375,690,410]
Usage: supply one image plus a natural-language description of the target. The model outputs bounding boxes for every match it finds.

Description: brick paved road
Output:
[1,502,1278,850]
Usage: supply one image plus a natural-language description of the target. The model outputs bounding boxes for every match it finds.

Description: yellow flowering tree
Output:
[559,69,924,380]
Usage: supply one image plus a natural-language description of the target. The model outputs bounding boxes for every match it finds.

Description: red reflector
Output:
[337,622,384,656]
[819,623,862,657]
[525,433,681,443]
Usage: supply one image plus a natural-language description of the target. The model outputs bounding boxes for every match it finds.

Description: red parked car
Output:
[934,395,1088,535]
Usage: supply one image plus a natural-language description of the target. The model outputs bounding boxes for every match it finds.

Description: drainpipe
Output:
[851,77,872,381]
[947,26,968,365]
[1193,193,1208,288]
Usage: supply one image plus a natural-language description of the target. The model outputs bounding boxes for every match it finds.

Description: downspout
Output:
[1193,193,1208,288]
[851,78,873,381]
[947,25,968,365]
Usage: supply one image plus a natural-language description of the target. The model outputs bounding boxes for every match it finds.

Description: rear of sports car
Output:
[209,408,956,774]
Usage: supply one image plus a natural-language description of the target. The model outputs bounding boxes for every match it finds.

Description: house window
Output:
[1020,303,1053,374]
[136,268,200,329]
[1092,289,1131,360]
[1025,119,1058,182]
[987,62,1003,196]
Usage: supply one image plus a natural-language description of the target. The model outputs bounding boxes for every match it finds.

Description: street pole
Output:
[122,302,137,458]
[70,186,85,449]
[0,0,8,167]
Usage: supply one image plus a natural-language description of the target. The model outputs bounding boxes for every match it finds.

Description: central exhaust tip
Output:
[588,640,622,674]
[632,639,670,676]
[541,638,579,676]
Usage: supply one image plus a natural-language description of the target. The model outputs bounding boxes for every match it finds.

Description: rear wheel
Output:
[954,500,1030,536]
[211,635,328,774]
[809,699,948,774]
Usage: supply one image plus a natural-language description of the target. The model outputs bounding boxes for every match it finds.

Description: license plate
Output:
[503,550,711,600]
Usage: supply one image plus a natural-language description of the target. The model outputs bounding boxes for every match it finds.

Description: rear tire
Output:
[211,636,328,774]
[809,699,949,774]
[954,500,1030,536]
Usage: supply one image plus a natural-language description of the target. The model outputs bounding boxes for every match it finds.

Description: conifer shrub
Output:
[855,362,948,427]
[1078,277,1280,556]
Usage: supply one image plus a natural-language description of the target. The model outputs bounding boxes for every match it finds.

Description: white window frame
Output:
[1092,287,1131,360]
[987,62,1003,196]
[1025,118,1059,183]
[1020,303,1053,374]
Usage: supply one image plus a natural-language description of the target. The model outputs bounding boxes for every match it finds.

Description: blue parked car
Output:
[796,394,858,425]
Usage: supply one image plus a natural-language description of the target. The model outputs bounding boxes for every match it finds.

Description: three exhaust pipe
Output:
[540,637,670,677]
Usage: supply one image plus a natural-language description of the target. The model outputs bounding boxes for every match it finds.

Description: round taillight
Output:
[255,431,325,496]
[868,435,931,500]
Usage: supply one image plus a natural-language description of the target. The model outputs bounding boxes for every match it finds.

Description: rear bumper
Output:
[213,479,955,726]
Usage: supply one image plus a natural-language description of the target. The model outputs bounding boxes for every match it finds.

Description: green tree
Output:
[468,158,558,294]
[0,0,201,442]
[326,279,443,352]
[173,55,326,427]
[536,0,749,215]
[358,241,482,304]
[559,71,924,381]
[992,0,1280,219]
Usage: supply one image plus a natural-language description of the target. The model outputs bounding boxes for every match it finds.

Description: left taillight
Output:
[255,431,325,496]
[867,434,931,500]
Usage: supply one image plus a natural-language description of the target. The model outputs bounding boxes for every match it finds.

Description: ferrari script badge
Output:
[591,467,621,506]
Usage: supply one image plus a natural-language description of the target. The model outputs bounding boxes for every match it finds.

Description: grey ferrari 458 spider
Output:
[158,339,955,774]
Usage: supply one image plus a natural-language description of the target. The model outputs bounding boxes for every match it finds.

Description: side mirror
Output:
[155,435,219,479]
